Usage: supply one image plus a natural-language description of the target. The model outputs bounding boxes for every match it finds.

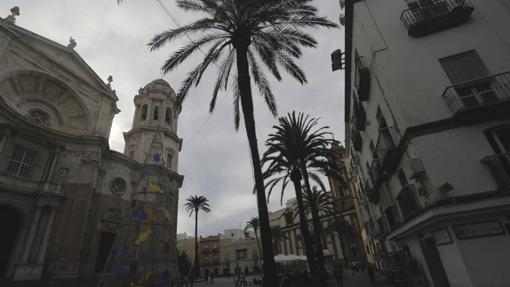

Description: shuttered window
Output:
[439,50,489,84]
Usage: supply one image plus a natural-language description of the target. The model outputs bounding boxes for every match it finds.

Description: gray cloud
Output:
[0,0,345,236]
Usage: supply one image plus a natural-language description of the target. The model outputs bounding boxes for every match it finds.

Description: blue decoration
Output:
[162,270,169,280]
[153,153,161,162]
[111,249,118,259]
[141,212,149,221]
[113,266,125,279]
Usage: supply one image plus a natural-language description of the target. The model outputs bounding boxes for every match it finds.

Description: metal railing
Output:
[482,152,510,188]
[442,72,510,113]
[401,0,473,28]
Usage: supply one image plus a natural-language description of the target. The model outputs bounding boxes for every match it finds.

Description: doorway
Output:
[94,232,116,273]
[419,237,451,287]
[0,206,21,277]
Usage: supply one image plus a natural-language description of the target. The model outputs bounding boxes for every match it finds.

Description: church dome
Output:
[143,79,175,98]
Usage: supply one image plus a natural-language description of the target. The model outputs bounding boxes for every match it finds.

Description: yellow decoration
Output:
[145,207,154,221]
[147,182,163,193]
[134,229,152,245]
[161,207,171,222]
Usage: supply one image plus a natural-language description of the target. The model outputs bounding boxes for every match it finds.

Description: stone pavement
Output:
[191,270,393,287]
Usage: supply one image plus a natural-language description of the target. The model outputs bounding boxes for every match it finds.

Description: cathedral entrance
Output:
[0,206,21,277]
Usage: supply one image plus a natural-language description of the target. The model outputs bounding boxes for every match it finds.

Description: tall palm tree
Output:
[262,112,337,286]
[184,195,211,285]
[244,217,262,259]
[146,2,335,285]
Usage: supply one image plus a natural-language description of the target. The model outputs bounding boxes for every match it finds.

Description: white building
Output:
[340,0,510,286]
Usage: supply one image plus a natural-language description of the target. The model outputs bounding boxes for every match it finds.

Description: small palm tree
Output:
[146,2,335,285]
[244,217,262,259]
[184,195,211,285]
[262,112,337,286]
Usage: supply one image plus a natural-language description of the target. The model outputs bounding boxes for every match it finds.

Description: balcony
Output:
[351,128,362,152]
[355,57,371,101]
[401,0,474,37]
[482,153,510,189]
[443,72,510,123]
[375,127,403,172]
[366,178,380,204]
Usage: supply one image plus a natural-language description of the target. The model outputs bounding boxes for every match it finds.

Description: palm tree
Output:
[327,215,355,260]
[262,112,337,286]
[184,195,211,285]
[301,186,336,248]
[244,217,262,259]
[146,2,335,285]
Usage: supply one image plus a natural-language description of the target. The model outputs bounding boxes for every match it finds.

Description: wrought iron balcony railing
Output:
[481,152,510,188]
[401,0,474,37]
[375,127,403,172]
[443,72,510,122]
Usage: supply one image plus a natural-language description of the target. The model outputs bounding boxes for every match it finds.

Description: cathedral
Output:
[0,8,183,286]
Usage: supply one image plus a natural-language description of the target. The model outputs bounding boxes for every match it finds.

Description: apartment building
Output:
[340,0,510,286]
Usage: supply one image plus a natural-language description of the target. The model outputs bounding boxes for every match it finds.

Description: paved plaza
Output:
[192,270,392,287]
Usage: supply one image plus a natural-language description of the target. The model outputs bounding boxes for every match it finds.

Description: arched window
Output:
[165,108,172,125]
[153,106,160,120]
[141,104,148,121]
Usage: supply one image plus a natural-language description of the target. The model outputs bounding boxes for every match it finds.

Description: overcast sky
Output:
[0,0,345,236]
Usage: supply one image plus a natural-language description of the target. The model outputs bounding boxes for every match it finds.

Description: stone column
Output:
[20,206,43,263]
[37,207,56,263]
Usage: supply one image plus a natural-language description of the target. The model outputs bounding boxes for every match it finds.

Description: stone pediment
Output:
[0,21,114,99]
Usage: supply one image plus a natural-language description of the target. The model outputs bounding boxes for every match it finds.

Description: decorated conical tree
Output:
[105,128,181,286]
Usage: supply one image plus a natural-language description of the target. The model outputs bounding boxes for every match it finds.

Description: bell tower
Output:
[123,79,182,171]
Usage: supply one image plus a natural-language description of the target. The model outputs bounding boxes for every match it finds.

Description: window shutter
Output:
[440,50,490,84]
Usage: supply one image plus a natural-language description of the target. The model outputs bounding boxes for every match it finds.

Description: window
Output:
[167,153,173,169]
[6,145,37,178]
[165,108,172,125]
[440,51,496,108]
[141,104,148,121]
[110,177,127,196]
[486,125,510,153]
[235,249,247,260]
[153,106,160,120]
[440,50,489,84]
[28,109,50,126]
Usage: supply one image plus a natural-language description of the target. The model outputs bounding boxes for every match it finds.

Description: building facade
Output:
[340,0,510,286]
[0,10,183,286]
[176,230,260,277]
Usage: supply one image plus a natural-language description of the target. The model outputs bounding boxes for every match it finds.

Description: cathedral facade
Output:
[0,10,183,286]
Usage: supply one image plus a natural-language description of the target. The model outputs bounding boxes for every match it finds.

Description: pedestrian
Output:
[367,264,375,284]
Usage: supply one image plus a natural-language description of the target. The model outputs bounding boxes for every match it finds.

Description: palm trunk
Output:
[301,166,326,284]
[290,169,322,286]
[193,209,198,286]
[235,46,277,287]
